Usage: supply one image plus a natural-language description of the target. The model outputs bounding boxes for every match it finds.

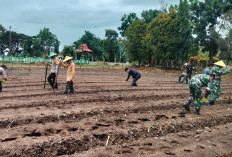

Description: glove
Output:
[2,80,6,84]
[202,97,206,102]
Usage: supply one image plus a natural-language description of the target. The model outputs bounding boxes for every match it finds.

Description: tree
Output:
[141,9,161,23]
[103,29,119,62]
[32,28,60,57]
[146,9,182,67]
[125,19,147,66]
[73,31,103,61]
[189,0,232,60]
[177,0,198,63]
[62,46,75,58]
[0,24,7,55]
[118,13,138,37]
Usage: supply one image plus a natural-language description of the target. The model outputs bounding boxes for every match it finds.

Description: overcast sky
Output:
[0,0,179,49]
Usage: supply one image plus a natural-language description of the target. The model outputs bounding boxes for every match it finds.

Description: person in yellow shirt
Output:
[60,56,75,94]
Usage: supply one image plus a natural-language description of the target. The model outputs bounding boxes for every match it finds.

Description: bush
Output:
[199,57,209,67]
[44,53,49,59]
[213,57,219,62]
[190,56,198,65]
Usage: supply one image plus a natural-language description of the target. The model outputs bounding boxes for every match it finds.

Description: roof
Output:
[76,44,92,52]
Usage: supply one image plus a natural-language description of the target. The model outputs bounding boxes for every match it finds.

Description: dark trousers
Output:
[180,74,191,84]
[0,81,2,92]
[179,74,188,83]
[131,74,141,86]
[64,81,75,94]
[47,73,58,89]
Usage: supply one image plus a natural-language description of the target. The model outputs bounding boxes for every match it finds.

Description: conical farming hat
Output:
[49,52,57,58]
[63,56,73,63]
[214,60,226,67]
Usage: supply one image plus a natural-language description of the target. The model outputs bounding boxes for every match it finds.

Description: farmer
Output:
[203,63,214,75]
[125,67,141,86]
[180,63,197,84]
[179,63,188,83]
[60,56,75,94]
[204,60,232,105]
[183,74,213,115]
[47,52,59,89]
[0,65,7,92]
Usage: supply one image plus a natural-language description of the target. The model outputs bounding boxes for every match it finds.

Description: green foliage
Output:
[62,46,74,58]
[189,0,232,59]
[146,9,182,66]
[103,29,119,62]
[118,13,138,37]
[73,31,103,61]
[141,9,161,23]
[125,19,147,66]
[44,53,49,59]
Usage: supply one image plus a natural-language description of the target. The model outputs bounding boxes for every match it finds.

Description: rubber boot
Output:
[63,81,70,94]
[183,100,191,111]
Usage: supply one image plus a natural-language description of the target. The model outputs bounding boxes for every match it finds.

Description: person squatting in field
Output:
[179,63,188,83]
[183,74,214,115]
[180,62,197,84]
[47,52,59,89]
[60,56,75,94]
[204,60,232,105]
[0,65,7,92]
[125,67,141,86]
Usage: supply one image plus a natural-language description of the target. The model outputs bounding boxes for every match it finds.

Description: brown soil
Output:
[0,68,232,157]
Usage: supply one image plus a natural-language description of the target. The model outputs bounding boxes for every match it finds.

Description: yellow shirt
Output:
[67,62,75,82]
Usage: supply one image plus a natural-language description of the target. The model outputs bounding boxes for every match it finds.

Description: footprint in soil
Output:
[24,130,42,137]
[138,118,150,122]
[93,133,108,141]
[164,150,175,155]
[155,115,169,120]
[1,137,17,142]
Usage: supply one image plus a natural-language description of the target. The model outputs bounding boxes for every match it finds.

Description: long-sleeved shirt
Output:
[50,58,59,74]
[186,66,196,75]
[210,66,230,81]
[203,68,210,75]
[126,69,141,81]
[67,62,75,82]
[0,67,6,76]
[190,74,211,87]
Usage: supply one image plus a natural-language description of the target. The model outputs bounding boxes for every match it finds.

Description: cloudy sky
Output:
[0,0,179,49]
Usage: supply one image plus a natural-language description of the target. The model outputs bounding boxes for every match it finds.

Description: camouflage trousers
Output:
[209,80,220,103]
[187,81,202,109]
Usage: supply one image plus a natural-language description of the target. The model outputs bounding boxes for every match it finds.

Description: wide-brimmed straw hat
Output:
[214,60,226,67]
[48,52,57,58]
[63,56,73,63]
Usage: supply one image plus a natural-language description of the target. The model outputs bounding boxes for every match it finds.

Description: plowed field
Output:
[0,68,232,157]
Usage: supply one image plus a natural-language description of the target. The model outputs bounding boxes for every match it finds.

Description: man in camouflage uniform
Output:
[183,74,213,115]
[205,60,232,105]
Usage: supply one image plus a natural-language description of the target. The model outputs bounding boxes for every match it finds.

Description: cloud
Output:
[0,0,179,49]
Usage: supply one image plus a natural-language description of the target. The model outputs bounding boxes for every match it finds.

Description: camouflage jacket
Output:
[209,66,230,81]
[189,74,211,87]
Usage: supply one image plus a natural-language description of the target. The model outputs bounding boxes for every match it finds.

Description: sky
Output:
[0,0,179,49]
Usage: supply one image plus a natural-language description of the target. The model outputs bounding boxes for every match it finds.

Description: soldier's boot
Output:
[183,100,191,111]
[195,107,200,115]
[205,100,214,106]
